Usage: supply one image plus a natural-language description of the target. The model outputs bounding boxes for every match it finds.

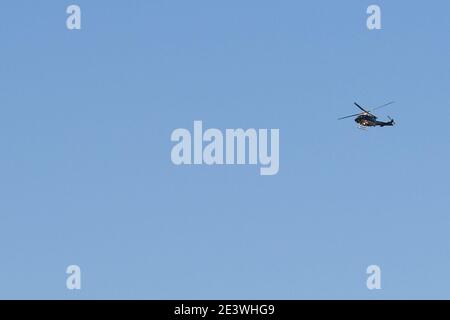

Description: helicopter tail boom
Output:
[377,118,395,127]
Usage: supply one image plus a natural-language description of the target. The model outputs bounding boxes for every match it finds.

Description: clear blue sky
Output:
[1,0,449,299]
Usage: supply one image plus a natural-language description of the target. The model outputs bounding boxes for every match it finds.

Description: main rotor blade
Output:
[338,113,361,120]
[354,102,369,113]
[370,101,395,112]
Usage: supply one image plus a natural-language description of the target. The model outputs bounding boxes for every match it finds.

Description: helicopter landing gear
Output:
[357,125,368,130]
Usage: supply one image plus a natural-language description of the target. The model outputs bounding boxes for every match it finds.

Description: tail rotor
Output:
[387,116,395,125]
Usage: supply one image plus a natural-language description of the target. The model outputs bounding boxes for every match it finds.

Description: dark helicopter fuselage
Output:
[355,114,394,127]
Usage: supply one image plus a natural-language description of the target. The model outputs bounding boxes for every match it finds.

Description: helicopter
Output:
[338,102,396,129]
